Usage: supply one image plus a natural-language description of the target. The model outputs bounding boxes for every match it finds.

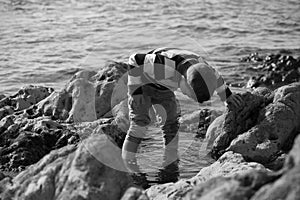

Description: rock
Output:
[193,151,267,182]
[205,115,225,151]
[0,85,53,120]
[184,169,278,200]
[0,115,80,171]
[243,53,300,88]
[227,82,300,163]
[121,187,149,200]
[25,62,128,122]
[211,83,300,164]
[1,134,133,200]
[211,87,273,159]
[66,78,97,122]
[250,134,300,200]
[0,62,130,172]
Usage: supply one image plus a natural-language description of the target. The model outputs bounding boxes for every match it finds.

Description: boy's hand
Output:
[225,93,243,108]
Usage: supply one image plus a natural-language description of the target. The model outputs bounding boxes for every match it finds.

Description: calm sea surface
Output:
[0,0,300,182]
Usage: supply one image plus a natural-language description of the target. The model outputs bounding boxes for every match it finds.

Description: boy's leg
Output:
[122,93,152,173]
[152,90,181,166]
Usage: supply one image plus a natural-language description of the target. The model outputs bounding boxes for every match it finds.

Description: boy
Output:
[122,47,242,174]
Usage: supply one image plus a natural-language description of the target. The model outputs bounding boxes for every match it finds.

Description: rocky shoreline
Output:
[0,54,299,200]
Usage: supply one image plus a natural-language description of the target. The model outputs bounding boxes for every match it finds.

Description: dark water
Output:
[0,0,300,182]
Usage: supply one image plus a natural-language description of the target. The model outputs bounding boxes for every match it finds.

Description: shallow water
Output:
[0,0,300,182]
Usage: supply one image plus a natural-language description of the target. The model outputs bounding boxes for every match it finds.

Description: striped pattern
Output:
[127,48,232,102]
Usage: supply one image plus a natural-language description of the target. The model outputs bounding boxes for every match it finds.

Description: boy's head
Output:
[185,63,218,103]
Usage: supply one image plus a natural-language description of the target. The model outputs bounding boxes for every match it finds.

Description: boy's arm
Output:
[215,73,232,102]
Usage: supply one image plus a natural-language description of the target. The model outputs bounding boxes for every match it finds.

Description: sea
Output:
[0,0,299,183]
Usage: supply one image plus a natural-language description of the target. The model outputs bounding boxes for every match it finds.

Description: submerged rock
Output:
[211,82,300,164]
[0,134,133,200]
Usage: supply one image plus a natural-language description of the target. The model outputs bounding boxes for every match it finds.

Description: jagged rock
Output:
[0,85,53,120]
[210,87,273,159]
[250,134,300,200]
[243,53,300,88]
[0,115,80,171]
[211,83,300,164]
[0,134,133,200]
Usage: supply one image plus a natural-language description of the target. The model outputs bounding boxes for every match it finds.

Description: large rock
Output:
[250,134,300,200]
[1,133,133,200]
[184,169,278,200]
[0,76,100,171]
[211,82,300,164]
[25,62,128,122]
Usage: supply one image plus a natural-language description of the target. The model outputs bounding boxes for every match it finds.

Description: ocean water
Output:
[0,0,300,182]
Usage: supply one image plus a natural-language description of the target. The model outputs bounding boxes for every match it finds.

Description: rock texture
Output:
[242,53,300,88]
[1,133,133,200]
[211,82,300,164]
[0,115,80,172]
[0,85,54,121]
[250,134,300,200]
[0,62,129,172]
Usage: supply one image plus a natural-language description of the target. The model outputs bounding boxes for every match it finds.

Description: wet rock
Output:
[243,52,300,88]
[211,82,300,164]
[0,85,53,120]
[241,52,263,62]
[1,134,133,200]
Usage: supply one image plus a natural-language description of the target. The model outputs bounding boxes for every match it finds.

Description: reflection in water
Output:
[131,152,180,188]
[156,159,180,184]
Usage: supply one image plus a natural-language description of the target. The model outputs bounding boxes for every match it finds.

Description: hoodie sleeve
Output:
[127,53,145,95]
[214,70,232,101]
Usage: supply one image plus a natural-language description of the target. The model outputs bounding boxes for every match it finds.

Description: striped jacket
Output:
[127,47,232,102]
